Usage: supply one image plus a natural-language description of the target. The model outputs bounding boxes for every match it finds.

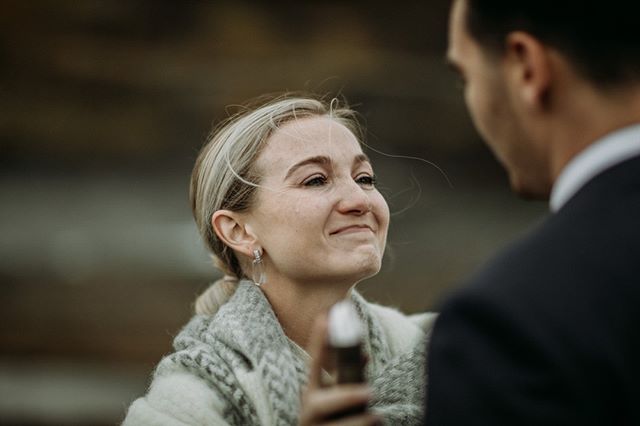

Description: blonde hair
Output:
[190,93,362,315]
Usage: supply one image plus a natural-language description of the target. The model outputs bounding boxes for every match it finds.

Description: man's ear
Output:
[211,210,256,258]
[504,31,552,108]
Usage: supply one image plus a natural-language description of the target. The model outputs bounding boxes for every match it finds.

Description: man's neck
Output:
[549,83,640,183]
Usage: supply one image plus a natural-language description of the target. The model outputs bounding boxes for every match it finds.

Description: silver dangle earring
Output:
[252,248,266,287]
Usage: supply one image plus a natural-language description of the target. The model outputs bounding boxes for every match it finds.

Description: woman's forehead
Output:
[273,116,355,144]
[259,116,363,165]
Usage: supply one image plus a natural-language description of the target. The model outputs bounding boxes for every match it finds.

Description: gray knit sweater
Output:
[123,280,436,425]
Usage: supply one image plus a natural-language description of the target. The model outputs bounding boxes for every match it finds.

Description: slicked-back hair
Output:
[464,0,640,87]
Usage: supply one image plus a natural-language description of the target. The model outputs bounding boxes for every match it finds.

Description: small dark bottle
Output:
[327,299,368,417]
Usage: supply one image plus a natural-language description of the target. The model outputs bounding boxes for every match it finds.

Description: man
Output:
[426,0,640,424]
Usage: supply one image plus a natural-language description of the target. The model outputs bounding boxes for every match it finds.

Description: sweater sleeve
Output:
[122,370,229,426]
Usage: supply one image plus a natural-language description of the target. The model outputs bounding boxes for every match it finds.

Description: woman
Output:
[123,94,436,425]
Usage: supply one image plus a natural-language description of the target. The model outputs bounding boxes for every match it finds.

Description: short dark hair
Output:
[464,0,640,87]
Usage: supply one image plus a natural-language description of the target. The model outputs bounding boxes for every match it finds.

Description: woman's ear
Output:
[211,210,256,257]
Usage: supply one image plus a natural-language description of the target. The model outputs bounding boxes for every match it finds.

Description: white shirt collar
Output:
[550,123,640,212]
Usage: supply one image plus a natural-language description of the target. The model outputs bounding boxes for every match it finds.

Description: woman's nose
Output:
[335,179,371,215]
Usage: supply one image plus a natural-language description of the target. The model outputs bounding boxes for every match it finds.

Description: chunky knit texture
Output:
[123,280,436,425]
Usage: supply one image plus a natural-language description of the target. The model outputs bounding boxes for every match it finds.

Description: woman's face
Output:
[245,116,390,287]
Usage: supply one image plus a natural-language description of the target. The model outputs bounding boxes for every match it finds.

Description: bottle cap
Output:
[328,299,363,347]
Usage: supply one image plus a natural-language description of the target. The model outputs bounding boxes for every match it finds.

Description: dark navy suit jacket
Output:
[425,155,640,425]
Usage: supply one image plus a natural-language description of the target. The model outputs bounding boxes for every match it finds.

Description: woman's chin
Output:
[315,258,381,286]
[347,256,382,283]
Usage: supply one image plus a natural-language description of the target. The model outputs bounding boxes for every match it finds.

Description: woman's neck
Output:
[259,277,353,353]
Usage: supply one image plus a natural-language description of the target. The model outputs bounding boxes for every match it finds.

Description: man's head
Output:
[447,0,640,198]
[463,1,640,88]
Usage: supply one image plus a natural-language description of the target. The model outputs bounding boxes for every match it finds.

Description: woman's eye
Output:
[303,175,327,187]
[356,174,377,187]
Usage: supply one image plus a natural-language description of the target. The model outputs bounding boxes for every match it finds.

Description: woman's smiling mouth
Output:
[330,224,374,235]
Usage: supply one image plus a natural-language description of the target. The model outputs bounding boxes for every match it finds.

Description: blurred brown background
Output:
[0,1,546,424]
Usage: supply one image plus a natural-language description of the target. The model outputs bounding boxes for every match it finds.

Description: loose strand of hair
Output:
[360,139,454,189]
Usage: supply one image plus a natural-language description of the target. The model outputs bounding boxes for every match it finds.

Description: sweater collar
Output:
[209,280,392,424]
[213,280,391,368]
[212,280,301,425]
[213,280,290,367]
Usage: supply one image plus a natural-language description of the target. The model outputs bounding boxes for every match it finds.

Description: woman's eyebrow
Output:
[284,156,330,180]
[284,153,371,180]
[354,153,371,166]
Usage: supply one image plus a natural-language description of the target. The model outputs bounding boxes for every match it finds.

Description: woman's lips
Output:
[330,225,373,235]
